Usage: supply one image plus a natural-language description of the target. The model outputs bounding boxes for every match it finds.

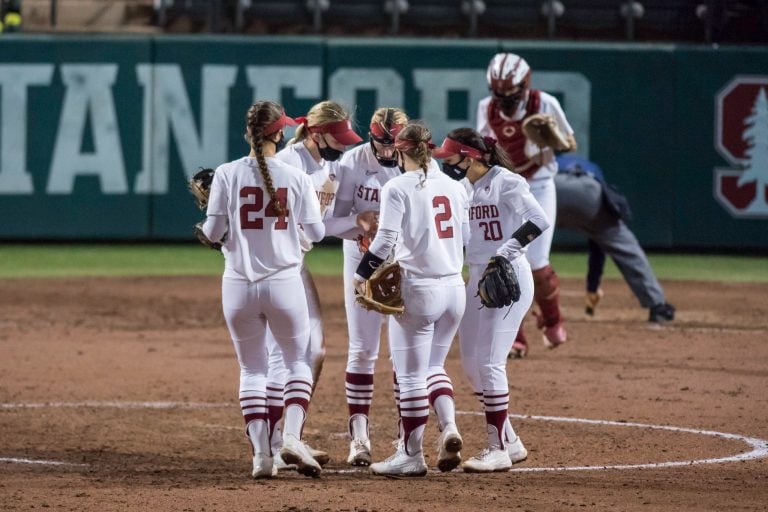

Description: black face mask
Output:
[396,152,407,174]
[370,139,397,167]
[442,157,469,181]
[317,135,343,162]
[273,132,286,152]
[494,91,525,115]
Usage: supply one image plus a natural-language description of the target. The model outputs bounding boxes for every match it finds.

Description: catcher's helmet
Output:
[486,53,531,95]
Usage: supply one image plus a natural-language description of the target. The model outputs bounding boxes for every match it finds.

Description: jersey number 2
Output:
[240,187,289,230]
[432,196,454,239]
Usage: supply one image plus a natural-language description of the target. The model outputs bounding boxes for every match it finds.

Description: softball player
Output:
[333,107,408,466]
[477,52,577,357]
[354,122,469,477]
[267,100,363,469]
[434,128,550,472]
[201,101,324,479]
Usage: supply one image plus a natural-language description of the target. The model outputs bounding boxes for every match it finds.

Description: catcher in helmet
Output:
[477,52,577,358]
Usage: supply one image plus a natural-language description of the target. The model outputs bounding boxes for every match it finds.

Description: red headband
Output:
[432,137,486,160]
[264,111,297,136]
[370,122,404,142]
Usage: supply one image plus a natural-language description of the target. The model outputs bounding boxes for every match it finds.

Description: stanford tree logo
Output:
[714,77,768,218]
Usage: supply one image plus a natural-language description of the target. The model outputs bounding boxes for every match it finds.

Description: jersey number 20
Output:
[239,187,289,230]
[432,196,454,239]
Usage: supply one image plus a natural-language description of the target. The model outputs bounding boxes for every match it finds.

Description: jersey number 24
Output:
[239,186,289,230]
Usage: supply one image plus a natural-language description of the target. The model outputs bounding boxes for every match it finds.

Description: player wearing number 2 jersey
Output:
[354,122,469,477]
[202,101,325,479]
[435,128,550,472]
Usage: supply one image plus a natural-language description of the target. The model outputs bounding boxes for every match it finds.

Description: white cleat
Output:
[251,453,274,479]
[507,436,528,464]
[280,434,322,478]
[370,441,427,477]
[462,447,512,473]
[436,424,463,472]
[307,445,330,467]
[347,438,372,466]
[272,451,297,473]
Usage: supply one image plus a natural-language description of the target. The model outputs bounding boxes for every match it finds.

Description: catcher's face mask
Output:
[493,87,527,115]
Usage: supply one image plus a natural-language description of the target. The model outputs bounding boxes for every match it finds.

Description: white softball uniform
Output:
[363,168,468,454]
[458,166,549,392]
[477,92,573,270]
[265,142,353,393]
[368,169,469,392]
[335,144,405,374]
[203,155,323,417]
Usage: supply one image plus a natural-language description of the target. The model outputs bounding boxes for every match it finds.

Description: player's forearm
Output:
[202,214,228,242]
[302,221,325,243]
[323,215,360,238]
[368,227,397,260]
[496,219,546,261]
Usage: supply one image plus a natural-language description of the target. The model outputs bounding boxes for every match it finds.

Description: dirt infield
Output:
[1,275,767,511]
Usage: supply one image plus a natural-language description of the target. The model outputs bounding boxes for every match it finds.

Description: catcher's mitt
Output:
[188,167,215,210]
[355,261,404,315]
[193,221,223,251]
[522,113,571,151]
[477,256,521,308]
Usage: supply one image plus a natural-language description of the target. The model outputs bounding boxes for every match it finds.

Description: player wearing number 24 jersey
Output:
[202,101,325,480]
[207,156,321,281]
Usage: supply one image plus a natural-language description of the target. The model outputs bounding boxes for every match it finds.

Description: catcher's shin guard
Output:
[532,265,562,328]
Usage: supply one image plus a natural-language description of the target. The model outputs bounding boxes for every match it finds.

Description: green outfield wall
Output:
[0,35,766,248]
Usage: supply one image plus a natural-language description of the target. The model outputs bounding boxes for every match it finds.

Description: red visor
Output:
[432,137,485,160]
[264,111,298,136]
[370,122,403,142]
[303,118,363,145]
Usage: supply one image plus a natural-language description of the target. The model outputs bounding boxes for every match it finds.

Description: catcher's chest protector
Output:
[487,90,542,178]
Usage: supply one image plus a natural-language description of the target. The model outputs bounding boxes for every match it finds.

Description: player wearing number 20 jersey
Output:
[354,122,469,477]
[434,127,549,473]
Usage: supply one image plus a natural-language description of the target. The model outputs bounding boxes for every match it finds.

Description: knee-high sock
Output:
[346,372,374,439]
[266,384,284,451]
[399,388,429,455]
[427,371,455,431]
[283,378,312,438]
[240,389,268,454]
[483,390,510,449]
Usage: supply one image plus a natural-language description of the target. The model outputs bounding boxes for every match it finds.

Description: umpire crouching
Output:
[554,155,675,323]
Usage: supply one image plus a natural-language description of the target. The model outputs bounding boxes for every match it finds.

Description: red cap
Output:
[264,111,297,136]
[432,137,486,160]
[300,118,363,146]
